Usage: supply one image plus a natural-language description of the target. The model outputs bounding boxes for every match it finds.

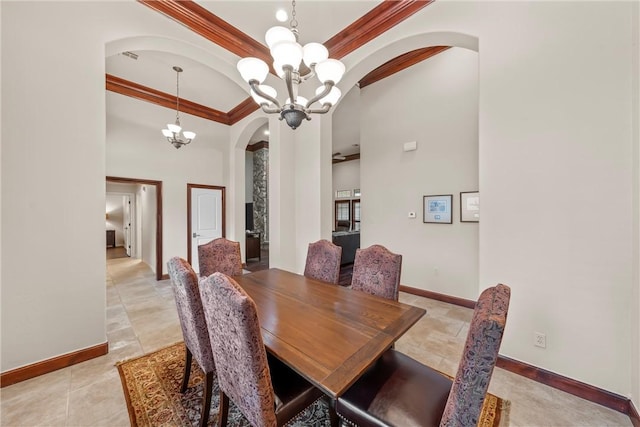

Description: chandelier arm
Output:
[261,104,282,114]
[305,81,334,109]
[250,80,282,108]
[307,103,332,114]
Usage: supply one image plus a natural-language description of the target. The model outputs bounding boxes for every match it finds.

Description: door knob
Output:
[192,232,201,238]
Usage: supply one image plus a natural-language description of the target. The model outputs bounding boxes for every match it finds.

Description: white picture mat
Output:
[423,195,452,224]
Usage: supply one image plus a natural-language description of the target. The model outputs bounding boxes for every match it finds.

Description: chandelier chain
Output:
[175,69,181,124]
[289,0,298,30]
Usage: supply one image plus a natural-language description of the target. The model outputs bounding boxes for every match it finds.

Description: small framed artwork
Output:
[460,191,480,222]
[423,194,453,224]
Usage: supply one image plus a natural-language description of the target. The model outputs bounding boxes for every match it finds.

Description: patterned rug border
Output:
[116,342,185,427]
[117,342,510,427]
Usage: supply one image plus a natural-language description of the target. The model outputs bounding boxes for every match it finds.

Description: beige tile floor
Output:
[0,257,633,426]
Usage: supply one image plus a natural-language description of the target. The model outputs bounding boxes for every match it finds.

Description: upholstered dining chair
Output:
[336,283,511,427]
[167,257,216,427]
[350,244,402,301]
[197,237,243,277]
[199,272,325,427]
[303,239,343,284]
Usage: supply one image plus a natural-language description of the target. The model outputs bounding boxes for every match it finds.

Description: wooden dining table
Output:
[232,268,426,398]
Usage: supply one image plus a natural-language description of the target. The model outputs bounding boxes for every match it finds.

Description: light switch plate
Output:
[403,141,417,152]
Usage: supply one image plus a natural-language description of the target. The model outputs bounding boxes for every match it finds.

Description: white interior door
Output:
[123,195,132,257]
[190,187,223,274]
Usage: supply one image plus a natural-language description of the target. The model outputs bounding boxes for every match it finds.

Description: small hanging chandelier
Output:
[162,66,196,149]
[237,0,346,130]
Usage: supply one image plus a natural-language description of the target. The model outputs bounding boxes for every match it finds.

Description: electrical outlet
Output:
[408,211,416,218]
[534,332,546,348]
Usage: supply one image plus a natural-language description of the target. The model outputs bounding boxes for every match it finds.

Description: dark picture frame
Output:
[423,194,453,224]
[460,191,480,222]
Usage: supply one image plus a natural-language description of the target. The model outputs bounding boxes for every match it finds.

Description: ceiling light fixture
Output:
[275,9,288,22]
[162,66,196,149]
[237,0,345,130]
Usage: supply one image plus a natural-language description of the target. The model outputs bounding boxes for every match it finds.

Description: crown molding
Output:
[228,97,260,125]
[106,74,231,125]
[332,153,361,164]
[325,0,434,59]
[359,46,450,89]
[126,0,437,125]
[137,0,271,65]
[246,141,269,152]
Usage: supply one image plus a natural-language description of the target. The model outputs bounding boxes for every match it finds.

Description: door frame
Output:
[107,176,164,281]
[187,183,226,267]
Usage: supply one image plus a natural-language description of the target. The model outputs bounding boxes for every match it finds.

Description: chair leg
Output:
[181,347,193,393]
[218,390,229,427]
[199,371,214,427]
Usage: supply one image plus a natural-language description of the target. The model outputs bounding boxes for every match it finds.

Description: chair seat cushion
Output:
[268,354,324,425]
[336,350,452,427]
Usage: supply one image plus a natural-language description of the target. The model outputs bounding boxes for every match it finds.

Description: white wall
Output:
[138,185,157,273]
[342,0,637,400]
[0,0,240,372]
[360,47,479,300]
[632,0,640,410]
[1,1,108,371]
[476,2,634,397]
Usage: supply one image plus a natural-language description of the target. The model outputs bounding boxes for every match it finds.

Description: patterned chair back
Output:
[440,284,511,427]
[167,257,216,374]
[303,239,342,284]
[197,237,243,277]
[351,244,402,301]
[200,272,277,427]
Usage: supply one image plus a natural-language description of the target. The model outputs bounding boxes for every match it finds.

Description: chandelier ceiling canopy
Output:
[162,66,196,149]
[237,0,346,130]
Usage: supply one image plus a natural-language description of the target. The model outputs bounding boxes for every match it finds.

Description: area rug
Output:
[117,343,510,427]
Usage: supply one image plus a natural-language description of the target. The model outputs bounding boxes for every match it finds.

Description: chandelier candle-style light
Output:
[237,0,345,130]
[162,66,196,149]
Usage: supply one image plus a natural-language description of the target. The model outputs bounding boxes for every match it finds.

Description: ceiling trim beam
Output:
[137,0,271,65]
[106,74,231,125]
[324,0,434,59]
[246,141,269,152]
[359,46,450,89]
[332,153,361,164]
[228,97,260,125]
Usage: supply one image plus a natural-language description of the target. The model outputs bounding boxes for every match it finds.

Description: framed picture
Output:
[423,194,453,224]
[460,191,480,222]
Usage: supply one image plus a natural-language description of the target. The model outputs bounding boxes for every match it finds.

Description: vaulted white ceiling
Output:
[105,1,407,156]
